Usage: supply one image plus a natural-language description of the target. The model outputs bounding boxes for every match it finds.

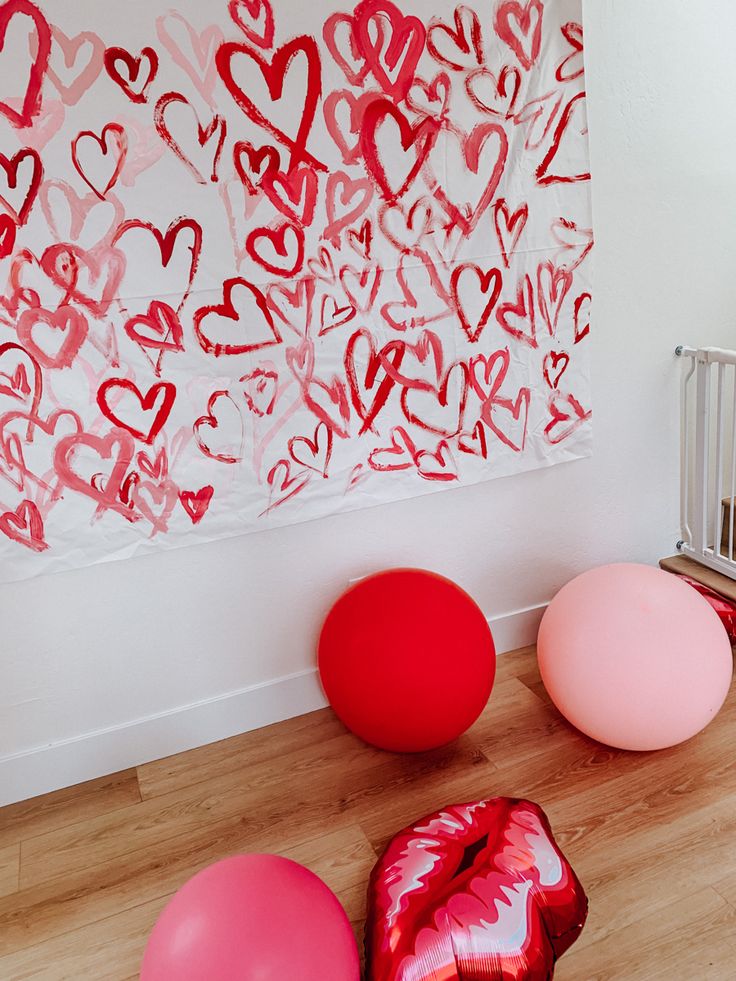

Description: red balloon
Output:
[318,568,495,752]
[365,798,588,981]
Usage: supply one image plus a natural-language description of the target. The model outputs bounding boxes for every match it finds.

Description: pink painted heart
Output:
[47,27,104,105]
[0,499,48,552]
[228,0,274,50]
[53,429,136,515]
[545,392,590,444]
[16,304,88,370]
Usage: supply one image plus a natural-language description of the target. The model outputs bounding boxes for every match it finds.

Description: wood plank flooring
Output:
[0,645,734,980]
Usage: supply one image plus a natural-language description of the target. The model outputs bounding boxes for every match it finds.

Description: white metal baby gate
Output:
[677,345,736,579]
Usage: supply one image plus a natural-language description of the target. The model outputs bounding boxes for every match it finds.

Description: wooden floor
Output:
[1,646,735,980]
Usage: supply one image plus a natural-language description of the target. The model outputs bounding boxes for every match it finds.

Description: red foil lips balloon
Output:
[365,798,588,981]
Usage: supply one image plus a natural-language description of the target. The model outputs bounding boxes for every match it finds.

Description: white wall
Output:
[4,0,736,804]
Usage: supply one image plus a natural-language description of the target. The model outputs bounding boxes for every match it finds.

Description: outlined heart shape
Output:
[262,164,318,226]
[415,439,458,481]
[97,379,177,444]
[104,46,158,103]
[0,0,51,128]
[267,277,315,336]
[353,0,426,100]
[155,12,223,105]
[469,348,530,451]
[216,35,326,172]
[360,99,439,203]
[450,264,503,343]
[556,21,584,83]
[113,216,203,309]
[54,428,136,515]
[380,329,445,393]
[340,262,382,313]
[545,391,590,444]
[496,273,537,348]
[345,327,405,434]
[40,242,125,318]
[401,360,470,437]
[16,304,88,370]
[543,350,571,389]
[494,0,544,71]
[0,148,43,225]
[228,0,274,50]
[241,368,278,417]
[405,71,451,119]
[288,420,332,477]
[368,425,416,472]
[494,198,528,267]
[71,123,127,199]
[322,12,370,88]
[465,65,521,118]
[427,5,483,71]
[537,260,573,336]
[0,499,48,551]
[246,221,305,276]
[46,27,104,106]
[193,390,245,463]
[39,179,125,249]
[319,293,356,335]
[324,170,373,243]
[378,197,434,252]
[263,458,311,514]
[430,121,508,234]
[194,277,282,357]
[0,341,43,427]
[154,92,227,184]
[124,301,184,354]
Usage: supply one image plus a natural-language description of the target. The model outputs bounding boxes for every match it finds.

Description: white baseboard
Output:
[0,669,329,809]
[490,601,548,655]
[0,603,546,808]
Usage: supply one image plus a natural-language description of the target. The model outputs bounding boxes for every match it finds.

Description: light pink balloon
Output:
[538,563,733,751]
[141,854,360,981]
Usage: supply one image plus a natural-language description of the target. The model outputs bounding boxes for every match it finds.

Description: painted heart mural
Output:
[365,797,588,981]
[0,0,592,581]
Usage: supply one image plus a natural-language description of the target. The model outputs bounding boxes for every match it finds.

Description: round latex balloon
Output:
[140,854,360,981]
[318,568,495,752]
[365,797,588,981]
[538,563,733,751]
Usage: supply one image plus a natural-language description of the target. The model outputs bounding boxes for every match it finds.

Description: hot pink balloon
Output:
[538,563,733,751]
[141,854,360,981]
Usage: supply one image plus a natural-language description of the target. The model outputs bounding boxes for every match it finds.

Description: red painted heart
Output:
[0,0,51,128]
[179,485,214,524]
[194,277,282,357]
[96,379,176,444]
[104,46,159,103]
[0,148,43,225]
